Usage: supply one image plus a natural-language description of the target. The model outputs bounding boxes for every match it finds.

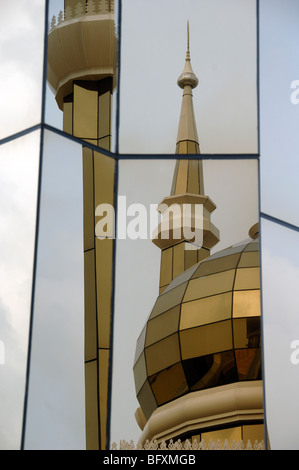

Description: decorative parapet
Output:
[50,0,114,31]
[111,439,265,451]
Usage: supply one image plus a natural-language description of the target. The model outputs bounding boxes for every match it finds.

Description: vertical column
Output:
[63,79,115,450]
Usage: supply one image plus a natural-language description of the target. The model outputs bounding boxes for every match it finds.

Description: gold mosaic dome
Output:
[133,235,261,421]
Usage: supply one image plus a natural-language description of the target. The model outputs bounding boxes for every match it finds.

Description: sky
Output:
[0,0,299,451]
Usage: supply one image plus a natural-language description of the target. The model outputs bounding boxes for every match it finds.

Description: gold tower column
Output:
[47,0,117,450]
[153,23,219,294]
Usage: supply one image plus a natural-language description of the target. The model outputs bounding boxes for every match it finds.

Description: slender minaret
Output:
[47,0,116,450]
[153,22,220,294]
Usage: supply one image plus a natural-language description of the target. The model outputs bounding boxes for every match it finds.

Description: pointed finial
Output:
[177,21,198,89]
[186,20,190,61]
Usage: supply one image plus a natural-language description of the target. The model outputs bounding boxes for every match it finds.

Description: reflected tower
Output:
[47,0,117,450]
[133,25,264,448]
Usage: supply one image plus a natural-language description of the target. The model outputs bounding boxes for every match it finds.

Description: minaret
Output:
[153,22,219,294]
[47,0,117,450]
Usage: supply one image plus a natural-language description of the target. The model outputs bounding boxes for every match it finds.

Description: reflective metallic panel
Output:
[260,0,299,227]
[235,348,261,380]
[46,0,118,153]
[0,1,45,140]
[193,253,240,278]
[183,350,237,391]
[233,290,261,318]
[22,131,85,450]
[233,318,261,349]
[184,269,235,302]
[180,292,232,330]
[120,0,257,154]
[0,130,40,449]
[145,333,180,376]
[234,267,260,291]
[149,362,188,406]
[137,380,157,421]
[145,306,180,347]
[261,218,299,449]
[150,282,188,320]
[180,321,233,360]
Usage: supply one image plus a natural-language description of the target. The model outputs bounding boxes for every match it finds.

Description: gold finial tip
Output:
[177,21,198,89]
[249,223,259,240]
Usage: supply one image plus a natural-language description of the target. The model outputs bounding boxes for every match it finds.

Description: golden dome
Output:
[133,236,261,421]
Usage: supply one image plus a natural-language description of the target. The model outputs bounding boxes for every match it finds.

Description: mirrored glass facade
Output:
[0,0,298,452]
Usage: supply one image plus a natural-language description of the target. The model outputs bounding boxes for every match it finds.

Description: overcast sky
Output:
[1,0,299,451]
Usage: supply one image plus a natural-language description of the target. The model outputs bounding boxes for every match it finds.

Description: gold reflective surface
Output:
[235,348,261,380]
[145,333,181,376]
[184,269,235,302]
[134,225,261,427]
[73,83,98,142]
[233,290,261,317]
[137,380,157,421]
[180,292,232,330]
[82,147,95,251]
[149,362,188,406]
[145,306,180,347]
[234,267,260,291]
[95,237,114,349]
[134,352,147,395]
[150,282,187,319]
[233,317,261,349]
[160,247,173,289]
[85,361,99,450]
[180,320,233,360]
[193,253,240,278]
[84,250,97,362]
[98,349,109,450]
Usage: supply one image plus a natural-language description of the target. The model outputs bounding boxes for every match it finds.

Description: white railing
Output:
[111,438,265,451]
[50,0,114,31]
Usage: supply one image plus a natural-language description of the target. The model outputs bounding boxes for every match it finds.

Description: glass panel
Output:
[234,267,260,291]
[119,0,257,154]
[182,350,238,392]
[46,0,119,153]
[145,333,181,377]
[0,1,45,140]
[180,320,233,360]
[260,0,299,227]
[145,306,180,347]
[235,348,261,380]
[0,130,40,449]
[233,290,261,318]
[184,269,235,302]
[180,292,232,329]
[149,362,188,406]
[233,318,261,348]
[22,130,85,450]
[261,217,299,449]
[111,158,259,446]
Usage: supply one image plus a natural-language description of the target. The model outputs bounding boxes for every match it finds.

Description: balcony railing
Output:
[111,438,265,451]
[49,0,114,31]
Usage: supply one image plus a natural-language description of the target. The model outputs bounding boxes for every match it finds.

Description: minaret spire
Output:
[153,22,220,294]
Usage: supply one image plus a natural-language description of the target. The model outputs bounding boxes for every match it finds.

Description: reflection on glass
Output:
[46,0,118,153]
[22,130,85,450]
[261,218,299,450]
[260,0,299,228]
[0,131,40,450]
[120,0,257,154]
[0,1,45,140]
[111,158,259,446]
